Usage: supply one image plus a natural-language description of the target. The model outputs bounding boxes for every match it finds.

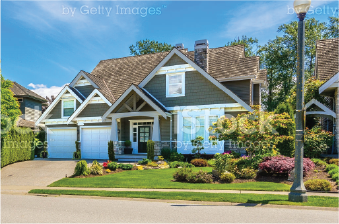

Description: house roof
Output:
[11,82,47,102]
[90,45,266,105]
[315,38,339,81]
[133,84,168,113]
[16,117,36,128]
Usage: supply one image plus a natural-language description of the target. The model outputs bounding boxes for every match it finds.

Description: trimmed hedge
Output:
[305,179,331,191]
[1,128,35,168]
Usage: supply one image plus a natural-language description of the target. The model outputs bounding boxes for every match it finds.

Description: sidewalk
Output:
[2,185,338,197]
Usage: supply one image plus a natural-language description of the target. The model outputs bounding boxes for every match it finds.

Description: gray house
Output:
[36,40,267,159]
[11,81,47,129]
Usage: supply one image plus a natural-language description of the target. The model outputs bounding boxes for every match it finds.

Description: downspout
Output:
[170,115,173,149]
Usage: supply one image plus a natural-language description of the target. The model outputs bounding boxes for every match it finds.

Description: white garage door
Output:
[81,127,111,159]
[48,128,77,158]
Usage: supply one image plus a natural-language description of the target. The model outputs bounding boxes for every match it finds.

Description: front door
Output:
[138,126,150,153]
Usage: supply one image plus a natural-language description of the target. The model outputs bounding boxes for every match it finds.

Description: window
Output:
[183,117,192,142]
[17,98,23,102]
[209,116,219,141]
[166,72,185,97]
[62,100,75,117]
[195,117,205,138]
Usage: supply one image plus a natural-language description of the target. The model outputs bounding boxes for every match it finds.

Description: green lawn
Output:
[29,189,338,207]
[49,167,291,191]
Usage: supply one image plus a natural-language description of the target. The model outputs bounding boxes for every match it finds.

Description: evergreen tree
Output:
[129,39,172,56]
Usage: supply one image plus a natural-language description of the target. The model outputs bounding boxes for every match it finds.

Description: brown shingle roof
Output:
[89,45,266,104]
[16,117,36,128]
[11,82,47,102]
[315,38,339,81]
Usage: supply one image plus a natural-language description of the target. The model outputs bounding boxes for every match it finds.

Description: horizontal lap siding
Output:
[164,55,187,66]
[75,86,95,98]
[78,103,110,117]
[144,71,236,107]
[253,84,260,105]
[49,101,62,119]
[222,80,251,105]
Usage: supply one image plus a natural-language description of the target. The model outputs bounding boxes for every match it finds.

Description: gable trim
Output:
[67,89,112,124]
[305,99,336,118]
[69,71,99,88]
[35,86,84,125]
[319,72,339,94]
[102,85,168,120]
[139,48,253,112]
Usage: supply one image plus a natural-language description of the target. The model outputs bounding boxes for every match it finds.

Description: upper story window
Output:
[166,72,185,98]
[62,100,75,118]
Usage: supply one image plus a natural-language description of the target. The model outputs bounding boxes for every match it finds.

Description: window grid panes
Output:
[183,117,192,142]
[195,117,205,139]
[167,73,183,96]
[63,100,74,117]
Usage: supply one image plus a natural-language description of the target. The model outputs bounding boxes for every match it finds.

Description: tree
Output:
[225,35,259,57]
[129,39,173,56]
[1,73,21,137]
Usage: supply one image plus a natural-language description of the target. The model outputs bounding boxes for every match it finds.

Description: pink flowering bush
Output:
[259,156,315,175]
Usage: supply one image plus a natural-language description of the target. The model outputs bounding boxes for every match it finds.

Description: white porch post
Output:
[111,117,118,141]
[152,115,160,141]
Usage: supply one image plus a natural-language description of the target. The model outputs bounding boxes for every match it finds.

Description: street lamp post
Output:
[288,0,311,203]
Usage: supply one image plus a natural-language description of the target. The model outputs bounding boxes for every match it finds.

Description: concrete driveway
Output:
[1,159,77,194]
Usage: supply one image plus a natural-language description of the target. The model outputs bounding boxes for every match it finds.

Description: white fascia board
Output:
[217,76,255,82]
[69,71,99,88]
[166,103,242,111]
[139,48,252,112]
[102,85,167,120]
[305,99,336,118]
[319,72,339,94]
[67,89,112,124]
[35,86,82,126]
[155,64,195,75]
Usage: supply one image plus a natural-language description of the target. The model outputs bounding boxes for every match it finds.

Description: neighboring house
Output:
[305,38,339,154]
[10,81,48,129]
[36,40,267,159]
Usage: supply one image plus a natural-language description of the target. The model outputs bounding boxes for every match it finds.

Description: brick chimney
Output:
[194,39,209,72]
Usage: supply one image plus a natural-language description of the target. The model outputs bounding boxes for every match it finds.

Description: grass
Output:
[29,189,338,208]
[49,167,291,191]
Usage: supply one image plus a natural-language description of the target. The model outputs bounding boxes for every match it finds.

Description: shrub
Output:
[1,128,35,167]
[191,136,204,157]
[207,159,216,167]
[119,164,133,170]
[329,159,339,166]
[107,162,118,171]
[73,141,81,160]
[325,164,338,172]
[147,140,155,160]
[74,160,89,176]
[186,170,213,183]
[191,158,208,167]
[214,153,233,174]
[169,161,195,168]
[169,152,184,162]
[331,173,339,181]
[103,161,110,168]
[304,126,333,158]
[311,158,327,167]
[161,148,176,161]
[138,158,152,165]
[90,163,103,175]
[173,167,193,181]
[108,140,115,161]
[220,172,236,183]
[147,161,158,167]
[235,168,257,179]
[259,156,315,175]
[328,168,338,176]
[305,179,331,191]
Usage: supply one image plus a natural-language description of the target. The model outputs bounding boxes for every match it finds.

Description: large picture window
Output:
[166,72,185,97]
[195,117,205,138]
[183,117,192,142]
[62,100,75,117]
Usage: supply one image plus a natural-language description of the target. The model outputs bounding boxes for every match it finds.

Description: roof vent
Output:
[175,43,184,50]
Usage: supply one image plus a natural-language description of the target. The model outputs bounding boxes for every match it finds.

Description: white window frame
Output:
[62,99,76,118]
[166,72,185,98]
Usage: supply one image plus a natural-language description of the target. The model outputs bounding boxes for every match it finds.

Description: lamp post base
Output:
[288,192,308,202]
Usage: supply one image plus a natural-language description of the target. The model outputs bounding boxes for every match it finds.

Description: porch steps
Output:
[116,154,147,162]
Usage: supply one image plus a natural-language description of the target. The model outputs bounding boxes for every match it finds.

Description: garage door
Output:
[48,128,77,158]
[81,127,111,159]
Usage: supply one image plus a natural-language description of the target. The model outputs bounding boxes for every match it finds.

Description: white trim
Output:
[319,72,339,94]
[75,79,91,87]
[166,72,185,98]
[69,71,99,88]
[102,85,168,120]
[108,111,161,119]
[217,76,255,82]
[155,64,195,75]
[61,99,76,119]
[67,89,112,124]
[305,99,336,118]
[79,125,111,142]
[166,103,243,111]
[35,86,84,126]
[130,119,154,154]
[138,48,252,112]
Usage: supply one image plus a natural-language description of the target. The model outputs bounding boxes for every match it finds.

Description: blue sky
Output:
[2,0,338,98]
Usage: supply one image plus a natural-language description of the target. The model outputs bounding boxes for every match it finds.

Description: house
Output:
[305,38,338,154]
[36,40,267,159]
[10,81,48,129]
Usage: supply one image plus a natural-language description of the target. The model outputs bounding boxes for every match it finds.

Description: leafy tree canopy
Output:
[225,35,259,57]
[129,39,173,56]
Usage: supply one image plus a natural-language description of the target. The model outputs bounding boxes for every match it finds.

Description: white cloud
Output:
[222,0,332,38]
[28,83,67,99]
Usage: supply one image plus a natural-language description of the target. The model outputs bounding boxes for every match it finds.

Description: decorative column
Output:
[111,117,121,154]
[152,115,161,156]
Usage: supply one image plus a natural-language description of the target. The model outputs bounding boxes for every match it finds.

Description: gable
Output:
[113,90,156,113]
[78,103,110,117]
[164,54,187,67]
[144,70,237,107]
[75,85,95,98]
